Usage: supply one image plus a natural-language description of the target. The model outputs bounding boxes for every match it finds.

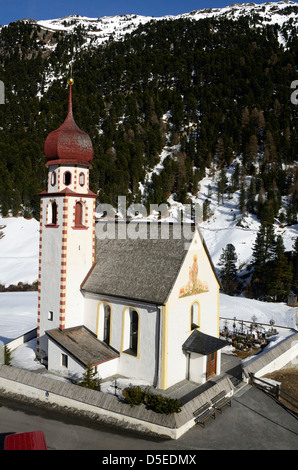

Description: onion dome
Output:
[44,79,94,164]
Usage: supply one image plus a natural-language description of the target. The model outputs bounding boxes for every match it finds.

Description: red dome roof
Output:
[44,84,94,164]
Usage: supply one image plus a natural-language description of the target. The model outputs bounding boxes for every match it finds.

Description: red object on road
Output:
[4,431,47,450]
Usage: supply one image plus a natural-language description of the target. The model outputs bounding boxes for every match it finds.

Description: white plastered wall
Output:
[64,196,95,329]
[38,195,64,357]
[165,228,220,388]
[83,293,160,386]
[47,338,119,380]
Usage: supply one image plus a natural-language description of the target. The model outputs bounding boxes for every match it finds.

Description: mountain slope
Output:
[14,1,298,50]
[0,2,297,211]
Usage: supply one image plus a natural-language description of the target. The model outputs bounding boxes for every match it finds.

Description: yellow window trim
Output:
[189,299,201,332]
[121,306,141,359]
[96,300,113,344]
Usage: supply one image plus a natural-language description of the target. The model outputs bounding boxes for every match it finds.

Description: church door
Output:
[206,351,217,379]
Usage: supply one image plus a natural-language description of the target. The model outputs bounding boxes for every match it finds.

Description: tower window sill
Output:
[45,224,59,228]
[71,225,89,230]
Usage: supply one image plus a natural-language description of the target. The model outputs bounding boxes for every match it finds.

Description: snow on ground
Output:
[0,291,38,343]
[0,216,39,287]
[219,292,297,330]
[10,338,44,371]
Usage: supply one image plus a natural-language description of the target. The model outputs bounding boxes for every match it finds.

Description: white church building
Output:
[36,81,226,390]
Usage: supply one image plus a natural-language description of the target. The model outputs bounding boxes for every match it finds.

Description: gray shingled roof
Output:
[82,222,196,305]
[46,326,119,367]
[182,329,228,355]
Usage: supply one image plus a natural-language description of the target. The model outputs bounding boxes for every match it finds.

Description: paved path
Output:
[0,385,297,450]
[181,385,298,450]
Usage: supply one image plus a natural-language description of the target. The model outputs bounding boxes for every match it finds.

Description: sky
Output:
[0,0,271,25]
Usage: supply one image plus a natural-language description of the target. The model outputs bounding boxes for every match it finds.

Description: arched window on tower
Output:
[64,171,71,186]
[51,171,56,187]
[51,201,57,225]
[79,172,85,187]
[74,202,83,227]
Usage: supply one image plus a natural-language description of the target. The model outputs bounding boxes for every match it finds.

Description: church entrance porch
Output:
[182,329,228,385]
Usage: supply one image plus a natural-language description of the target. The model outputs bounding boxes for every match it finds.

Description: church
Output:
[36,80,226,390]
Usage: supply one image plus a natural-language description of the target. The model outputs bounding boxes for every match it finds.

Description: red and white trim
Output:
[59,197,69,329]
[36,198,44,358]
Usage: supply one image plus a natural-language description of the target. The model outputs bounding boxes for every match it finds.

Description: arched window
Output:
[75,202,83,227]
[130,309,138,354]
[190,301,200,330]
[51,201,57,225]
[79,172,85,187]
[51,171,56,186]
[122,307,139,356]
[97,301,112,344]
[64,171,71,186]
[103,304,111,345]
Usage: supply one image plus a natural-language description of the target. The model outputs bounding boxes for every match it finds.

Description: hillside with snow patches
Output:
[7,1,298,50]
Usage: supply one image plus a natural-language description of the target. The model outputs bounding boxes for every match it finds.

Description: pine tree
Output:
[246,177,256,214]
[78,364,100,390]
[251,222,276,297]
[217,168,228,203]
[252,223,276,270]
[202,199,211,221]
[4,345,12,365]
[243,134,258,172]
[231,162,240,191]
[218,244,238,295]
[267,236,292,300]
[239,182,246,215]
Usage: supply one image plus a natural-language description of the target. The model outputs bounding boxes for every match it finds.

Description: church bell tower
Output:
[36,78,97,362]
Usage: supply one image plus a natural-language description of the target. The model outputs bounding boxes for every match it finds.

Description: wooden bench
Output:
[193,403,216,427]
[211,390,231,413]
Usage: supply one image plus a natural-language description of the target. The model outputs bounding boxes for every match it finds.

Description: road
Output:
[0,386,297,452]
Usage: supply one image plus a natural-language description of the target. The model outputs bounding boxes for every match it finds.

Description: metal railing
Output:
[249,373,298,414]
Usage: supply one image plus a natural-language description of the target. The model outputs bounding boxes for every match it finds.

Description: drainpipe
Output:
[153,305,161,388]
[186,352,191,380]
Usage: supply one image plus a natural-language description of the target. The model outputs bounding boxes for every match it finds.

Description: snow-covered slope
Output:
[35,14,156,48]
[0,216,39,287]
[9,1,297,50]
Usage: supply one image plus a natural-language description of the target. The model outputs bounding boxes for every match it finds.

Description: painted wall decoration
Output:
[179,254,209,298]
